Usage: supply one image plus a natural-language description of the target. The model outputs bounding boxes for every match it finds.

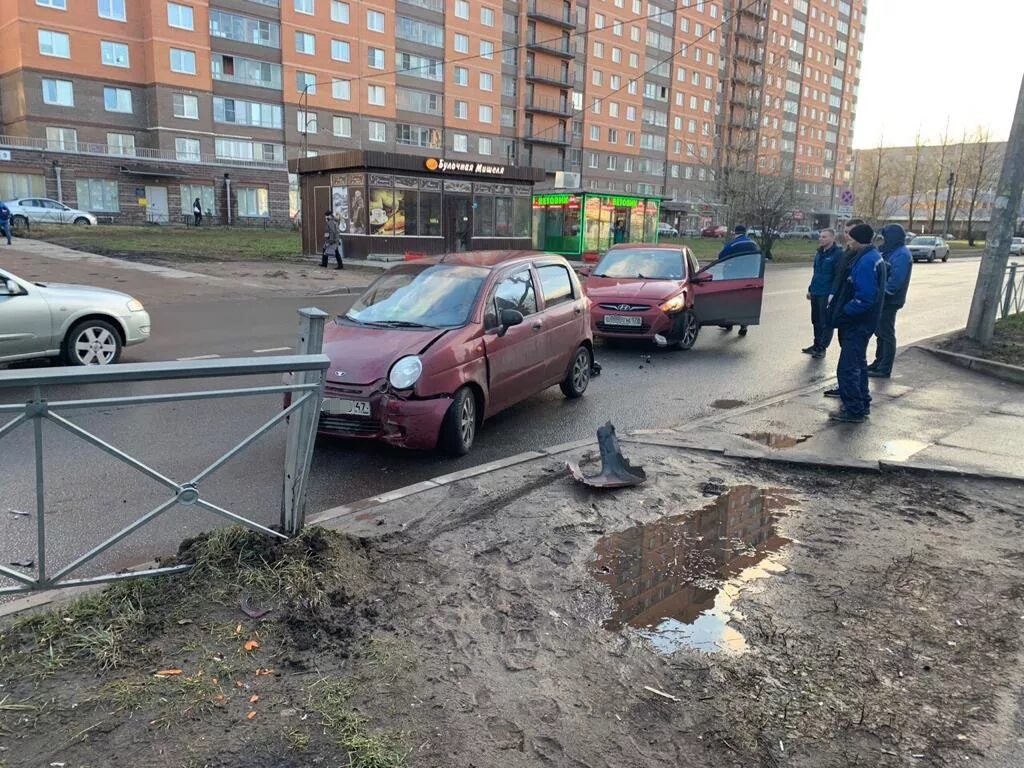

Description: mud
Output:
[741,432,812,449]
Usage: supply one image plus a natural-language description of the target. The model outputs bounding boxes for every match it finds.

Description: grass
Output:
[937,311,1024,367]
[308,678,408,768]
[662,236,823,263]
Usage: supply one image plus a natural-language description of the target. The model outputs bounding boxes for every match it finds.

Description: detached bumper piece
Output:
[567,421,647,489]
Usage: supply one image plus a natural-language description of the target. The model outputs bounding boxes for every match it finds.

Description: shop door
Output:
[145,186,169,223]
[610,207,631,246]
[312,186,330,254]
[444,194,472,252]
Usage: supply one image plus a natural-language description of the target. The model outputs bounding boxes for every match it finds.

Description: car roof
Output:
[432,250,566,269]
[606,243,685,251]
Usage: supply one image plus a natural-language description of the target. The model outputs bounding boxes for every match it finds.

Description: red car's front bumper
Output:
[317,380,452,450]
[591,304,675,340]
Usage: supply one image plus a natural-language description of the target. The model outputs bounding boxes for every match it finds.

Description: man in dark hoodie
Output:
[803,227,843,358]
[868,224,912,378]
[824,223,886,423]
[717,225,759,336]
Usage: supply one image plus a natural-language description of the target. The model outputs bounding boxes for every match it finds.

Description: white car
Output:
[3,197,97,228]
[657,222,679,237]
[1010,237,1024,256]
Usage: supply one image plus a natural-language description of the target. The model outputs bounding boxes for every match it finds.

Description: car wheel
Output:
[669,310,700,350]
[560,346,592,399]
[73,217,92,226]
[11,215,28,231]
[439,386,477,456]
[942,251,949,262]
[63,319,122,366]
[928,252,935,263]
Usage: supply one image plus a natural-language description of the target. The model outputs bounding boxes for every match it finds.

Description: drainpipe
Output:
[53,161,63,203]
[224,173,232,225]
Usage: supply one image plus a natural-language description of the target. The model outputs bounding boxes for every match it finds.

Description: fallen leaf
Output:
[240,596,272,620]
[235,680,244,688]
[246,711,257,720]
[249,694,259,704]
[243,639,260,652]
[255,668,274,677]
[234,623,243,635]
[176,619,193,625]
[214,694,226,703]
[155,669,183,677]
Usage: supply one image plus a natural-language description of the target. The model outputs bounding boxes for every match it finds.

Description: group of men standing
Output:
[804,219,913,423]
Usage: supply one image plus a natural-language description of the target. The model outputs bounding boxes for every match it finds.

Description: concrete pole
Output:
[965,74,1024,344]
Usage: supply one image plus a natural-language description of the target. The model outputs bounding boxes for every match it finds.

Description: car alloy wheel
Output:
[73,217,91,226]
[671,310,700,350]
[459,394,476,448]
[68,321,121,365]
[560,346,592,398]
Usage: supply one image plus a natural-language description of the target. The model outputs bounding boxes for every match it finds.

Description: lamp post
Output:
[943,170,955,237]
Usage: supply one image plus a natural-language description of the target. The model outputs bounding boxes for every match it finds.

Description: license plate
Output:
[603,314,642,327]
[321,398,371,417]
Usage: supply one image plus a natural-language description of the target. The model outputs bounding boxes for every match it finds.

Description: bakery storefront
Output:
[531,191,662,259]
[290,151,545,260]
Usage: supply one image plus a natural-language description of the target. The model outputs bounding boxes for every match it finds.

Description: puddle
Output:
[710,399,746,410]
[590,486,794,655]
[882,439,929,462]
[741,432,811,449]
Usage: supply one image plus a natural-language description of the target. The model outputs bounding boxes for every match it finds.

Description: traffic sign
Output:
[838,205,854,218]
[840,188,854,206]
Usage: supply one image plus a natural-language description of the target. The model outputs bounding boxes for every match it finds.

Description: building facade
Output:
[0,0,865,229]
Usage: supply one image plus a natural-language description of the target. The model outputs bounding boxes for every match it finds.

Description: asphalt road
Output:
[0,253,983,584]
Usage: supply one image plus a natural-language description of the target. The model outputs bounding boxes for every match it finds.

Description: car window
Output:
[487,270,537,328]
[44,200,63,209]
[593,248,684,279]
[702,252,761,281]
[344,263,488,328]
[536,264,574,308]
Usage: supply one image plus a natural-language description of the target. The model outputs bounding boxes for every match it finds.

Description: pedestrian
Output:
[0,201,12,245]
[612,219,626,244]
[717,224,759,336]
[192,197,203,227]
[824,223,886,423]
[322,210,343,270]
[803,228,843,358]
[868,224,912,378]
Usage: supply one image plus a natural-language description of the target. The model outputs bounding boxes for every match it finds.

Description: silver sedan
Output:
[0,268,151,366]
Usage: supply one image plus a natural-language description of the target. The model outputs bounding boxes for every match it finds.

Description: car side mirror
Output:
[578,265,592,277]
[496,308,524,337]
[691,272,713,284]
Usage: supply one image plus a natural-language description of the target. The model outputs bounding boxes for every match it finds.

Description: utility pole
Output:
[942,171,955,237]
[965,73,1024,344]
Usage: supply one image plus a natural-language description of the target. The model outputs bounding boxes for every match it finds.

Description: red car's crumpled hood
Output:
[584,276,684,303]
[322,321,447,385]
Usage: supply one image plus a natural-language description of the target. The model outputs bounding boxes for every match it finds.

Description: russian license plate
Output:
[321,398,371,417]
[603,314,642,327]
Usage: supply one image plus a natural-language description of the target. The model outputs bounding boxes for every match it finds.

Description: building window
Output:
[170,48,197,74]
[396,51,443,81]
[454,100,468,119]
[453,134,468,153]
[480,40,494,59]
[0,173,46,200]
[455,0,469,18]
[297,110,317,133]
[367,85,385,106]
[479,72,493,91]
[210,9,280,45]
[296,71,316,93]
[481,6,495,26]
[236,187,269,217]
[454,33,469,53]
[98,0,127,21]
[212,54,282,89]
[479,104,492,123]
[331,39,350,61]
[333,115,352,137]
[368,121,386,142]
[215,138,281,162]
[479,136,492,155]
[607,156,616,171]
[295,32,315,54]
[294,0,314,14]
[167,2,194,30]
[37,0,67,8]
[368,47,385,68]
[367,9,385,32]
[500,107,514,127]
[45,126,78,151]
[589,125,599,140]
[214,96,282,128]
[172,93,198,119]
[76,179,119,212]
[103,87,133,113]
[100,40,130,67]
[38,30,70,58]
[331,78,351,100]
[331,0,349,22]
[41,78,74,106]
[588,152,598,169]
[454,66,468,86]
[180,184,215,216]
[106,132,135,156]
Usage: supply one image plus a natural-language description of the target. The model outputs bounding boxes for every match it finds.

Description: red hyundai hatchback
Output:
[584,243,765,349]
[316,251,593,455]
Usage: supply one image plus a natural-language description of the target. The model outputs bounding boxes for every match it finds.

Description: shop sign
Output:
[608,196,641,208]
[425,158,506,176]
[533,194,571,206]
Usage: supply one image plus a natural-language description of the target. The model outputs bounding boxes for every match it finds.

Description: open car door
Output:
[690,251,765,327]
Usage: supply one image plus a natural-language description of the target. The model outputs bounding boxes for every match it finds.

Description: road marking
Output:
[177,354,221,361]
[253,347,293,353]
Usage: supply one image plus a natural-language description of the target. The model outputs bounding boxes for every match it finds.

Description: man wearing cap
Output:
[824,223,886,423]
[716,224,759,336]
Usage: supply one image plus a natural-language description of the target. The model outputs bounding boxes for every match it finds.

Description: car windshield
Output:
[911,237,937,245]
[344,264,489,328]
[592,248,684,280]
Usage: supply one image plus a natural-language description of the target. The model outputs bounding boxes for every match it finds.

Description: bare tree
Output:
[929,121,952,233]
[853,136,901,227]
[906,131,926,233]
[962,128,999,246]
[725,169,800,260]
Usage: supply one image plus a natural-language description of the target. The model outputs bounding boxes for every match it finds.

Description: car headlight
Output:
[127,298,145,312]
[388,355,423,390]
[660,295,685,313]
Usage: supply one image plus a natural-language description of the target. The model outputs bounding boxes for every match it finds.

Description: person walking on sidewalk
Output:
[0,202,13,245]
[868,224,912,379]
[192,197,203,227]
[322,210,343,270]
[825,223,886,423]
[717,224,759,336]
[803,228,842,358]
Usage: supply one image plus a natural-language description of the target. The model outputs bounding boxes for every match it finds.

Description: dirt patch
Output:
[936,314,1024,368]
[3,448,1024,767]
[711,398,747,409]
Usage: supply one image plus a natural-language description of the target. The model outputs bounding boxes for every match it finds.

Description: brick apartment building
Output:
[0,0,865,229]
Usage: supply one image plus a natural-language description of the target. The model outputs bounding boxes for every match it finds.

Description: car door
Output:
[690,251,765,327]
[534,262,586,385]
[482,268,547,416]
[0,274,54,361]
[19,199,46,225]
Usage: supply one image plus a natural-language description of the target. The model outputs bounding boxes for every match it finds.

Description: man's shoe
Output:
[823,388,841,398]
[738,326,748,337]
[811,350,826,359]
[802,345,818,354]
[867,370,890,378]
[829,409,865,423]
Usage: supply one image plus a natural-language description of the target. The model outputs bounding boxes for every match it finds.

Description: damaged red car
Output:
[316,251,594,455]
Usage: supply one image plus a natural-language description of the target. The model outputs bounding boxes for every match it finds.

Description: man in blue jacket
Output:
[0,202,12,245]
[825,223,886,423]
[803,227,842,358]
[718,224,756,260]
[868,224,912,378]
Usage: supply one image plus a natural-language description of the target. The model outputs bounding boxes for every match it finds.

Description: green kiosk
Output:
[532,191,662,259]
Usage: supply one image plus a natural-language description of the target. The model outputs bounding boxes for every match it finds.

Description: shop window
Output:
[474,195,495,236]
[75,179,119,212]
[180,185,216,216]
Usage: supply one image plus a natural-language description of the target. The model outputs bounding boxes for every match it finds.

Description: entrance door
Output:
[312,186,330,254]
[444,194,471,252]
[145,186,169,223]
[691,251,766,327]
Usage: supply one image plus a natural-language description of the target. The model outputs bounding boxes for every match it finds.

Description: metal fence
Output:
[999,261,1023,319]
[0,309,328,595]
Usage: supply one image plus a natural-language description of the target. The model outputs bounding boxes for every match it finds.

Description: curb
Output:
[916,345,1024,386]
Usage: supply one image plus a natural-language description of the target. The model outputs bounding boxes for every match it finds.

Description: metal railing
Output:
[999,261,1023,319]
[0,309,328,594]
[0,134,287,171]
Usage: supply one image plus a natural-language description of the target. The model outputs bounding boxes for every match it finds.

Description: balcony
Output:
[525,63,572,87]
[524,131,571,146]
[734,21,762,41]
[526,36,575,59]
[734,44,762,63]
[527,0,575,29]
[525,94,573,117]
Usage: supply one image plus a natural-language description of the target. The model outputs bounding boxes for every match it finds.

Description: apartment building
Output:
[0,0,864,228]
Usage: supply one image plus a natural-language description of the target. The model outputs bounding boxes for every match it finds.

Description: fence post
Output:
[1002,263,1019,319]
[281,307,328,535]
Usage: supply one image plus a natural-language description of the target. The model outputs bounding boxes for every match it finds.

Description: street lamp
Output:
[943,170,955,238]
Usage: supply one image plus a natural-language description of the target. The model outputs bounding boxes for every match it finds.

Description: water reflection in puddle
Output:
[590,486,795,655]
[741,432,811,449]
[881,439,929,462]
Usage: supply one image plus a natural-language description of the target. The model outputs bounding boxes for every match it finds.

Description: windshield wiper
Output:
[365,320,439,329]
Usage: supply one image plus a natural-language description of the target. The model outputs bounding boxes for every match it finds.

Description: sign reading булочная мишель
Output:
[424,158,507,176]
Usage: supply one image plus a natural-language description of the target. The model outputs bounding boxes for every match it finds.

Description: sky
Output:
[852,0,1024,149]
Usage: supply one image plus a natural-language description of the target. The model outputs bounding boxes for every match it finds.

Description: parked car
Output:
[1010,237,1024,256]
[701,225,728,238]
[657,222,679,238]
[3,198,97,228]
[313,251,593,456]
[0,267,150,366]
[582,244,765,350]
[904,231,917,241]
[908,235,950,263]
[780,226,814,239]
